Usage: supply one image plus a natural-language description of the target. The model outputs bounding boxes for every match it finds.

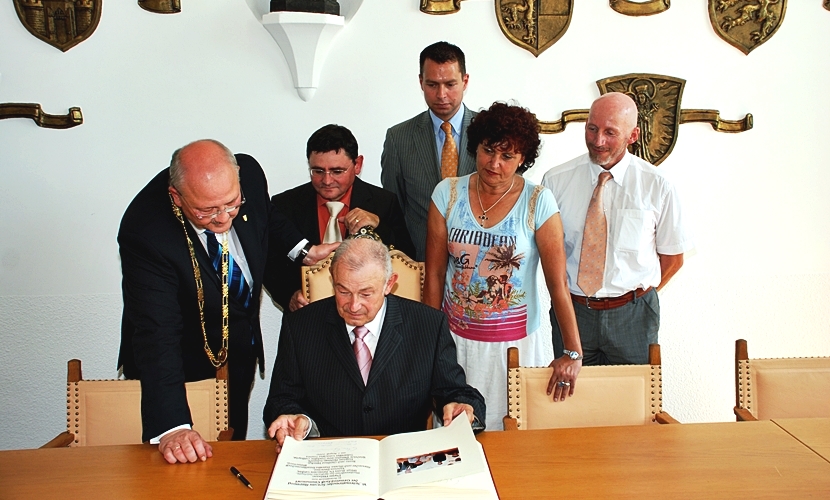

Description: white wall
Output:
[1,1,828,450]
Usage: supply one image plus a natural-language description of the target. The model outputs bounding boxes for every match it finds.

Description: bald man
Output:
[542,93,693,365]
[118,139,336,464]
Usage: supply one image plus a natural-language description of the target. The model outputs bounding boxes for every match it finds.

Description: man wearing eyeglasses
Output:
[264,124,415,312]
[118,139,338,464]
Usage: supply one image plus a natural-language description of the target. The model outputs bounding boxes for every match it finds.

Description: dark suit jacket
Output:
[118,154,304,442]
[381,106,477,260]
[263,177,415,309]
[263,295,486,436]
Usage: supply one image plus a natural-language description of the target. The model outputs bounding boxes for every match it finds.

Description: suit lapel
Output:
[350,177,373,209]
[232,201,260,288]
[458,106,477,176]
[367,296,403,388]
[415,111,442,186]
[299,184,323,245]
[324,305,367,390]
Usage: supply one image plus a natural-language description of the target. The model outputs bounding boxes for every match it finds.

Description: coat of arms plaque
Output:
[495,0,572,57]
[708,0,786,55]
[14,0,102,52]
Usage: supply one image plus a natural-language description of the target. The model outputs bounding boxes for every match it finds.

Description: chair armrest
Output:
[654,412,679,424]
[218,428,234,441]
[41,431,74,448]
[502,416,519,431]
[734,407,757,421]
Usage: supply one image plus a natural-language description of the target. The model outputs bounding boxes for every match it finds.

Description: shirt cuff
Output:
[288,239,310,261]
[149,424,192,444]
[303,414,320,439]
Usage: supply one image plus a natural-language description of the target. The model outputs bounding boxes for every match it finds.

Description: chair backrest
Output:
[302,249,424,302]
[735,339,830,420]
[506,345,666,430]
[65,360,229,446]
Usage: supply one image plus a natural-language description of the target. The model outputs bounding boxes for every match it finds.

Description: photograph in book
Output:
[265,416,498,499]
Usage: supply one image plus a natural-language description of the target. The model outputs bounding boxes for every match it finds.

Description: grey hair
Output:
[168,139,238,189]
[331,238,393,281]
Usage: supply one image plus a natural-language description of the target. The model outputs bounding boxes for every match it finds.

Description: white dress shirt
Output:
[542,152,694,297]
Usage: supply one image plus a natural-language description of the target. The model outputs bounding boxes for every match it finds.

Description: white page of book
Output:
[269,436,380,498]
[377,416,486,495]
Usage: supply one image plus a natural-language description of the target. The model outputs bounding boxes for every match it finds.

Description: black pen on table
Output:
[230,466,253,490]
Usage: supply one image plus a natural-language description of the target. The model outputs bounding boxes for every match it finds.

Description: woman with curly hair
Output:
[424,102,582,431]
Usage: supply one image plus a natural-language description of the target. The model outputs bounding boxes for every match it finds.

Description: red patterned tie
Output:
[577,171,613,297]
[353,326,372,385]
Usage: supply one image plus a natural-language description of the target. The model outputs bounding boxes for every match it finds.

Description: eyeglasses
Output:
[190,188,246,220]
[309,164,353,179]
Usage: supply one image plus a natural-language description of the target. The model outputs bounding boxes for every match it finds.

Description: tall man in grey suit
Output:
[381,41,477,260]
[264,238,485,452]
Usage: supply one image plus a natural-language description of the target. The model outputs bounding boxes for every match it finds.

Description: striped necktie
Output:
[577,171,613,297]
[204,230,252,308]
[353,326,372,385]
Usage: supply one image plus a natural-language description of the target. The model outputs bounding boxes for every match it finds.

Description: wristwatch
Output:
[563,349,583,360]
[297,241,313,262]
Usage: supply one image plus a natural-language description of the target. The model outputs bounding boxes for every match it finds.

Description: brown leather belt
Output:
[571,287,652,311]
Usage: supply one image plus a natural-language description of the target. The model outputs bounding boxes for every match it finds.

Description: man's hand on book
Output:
[158,429,213,464]
[268,414,310,454]
[442,403,475,427]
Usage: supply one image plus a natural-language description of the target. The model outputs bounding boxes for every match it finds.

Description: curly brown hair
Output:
[465,102,541,174]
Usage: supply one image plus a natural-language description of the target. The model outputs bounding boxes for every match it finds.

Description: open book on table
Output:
[265,415,498,499]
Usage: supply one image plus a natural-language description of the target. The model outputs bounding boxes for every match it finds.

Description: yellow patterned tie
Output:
[440,121,458,179]
[577,171,613,297]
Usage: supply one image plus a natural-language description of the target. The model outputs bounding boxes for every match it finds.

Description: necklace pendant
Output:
[479,213,488,221]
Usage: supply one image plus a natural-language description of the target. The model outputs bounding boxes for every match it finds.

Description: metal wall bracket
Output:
[610,0,670,16]
[138,0,181,14]
[540,109,753,134]
[420,0,462,15]
[537,73,752,165]
[0,103,83,129]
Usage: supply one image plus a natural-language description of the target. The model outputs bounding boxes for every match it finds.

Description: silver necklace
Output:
[476,175,515,222]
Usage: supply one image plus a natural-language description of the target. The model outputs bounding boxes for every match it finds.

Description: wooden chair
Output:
[734,339,830,421]
[302,249,424,302]
[503,344,678,430]
[42,359,232,447]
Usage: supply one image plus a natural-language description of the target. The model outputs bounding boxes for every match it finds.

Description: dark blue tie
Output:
[204,230,252,308]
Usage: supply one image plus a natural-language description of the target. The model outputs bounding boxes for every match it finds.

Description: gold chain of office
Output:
[170,195,229,368]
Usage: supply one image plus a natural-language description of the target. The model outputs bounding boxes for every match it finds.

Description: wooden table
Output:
[2,421,830,499]
[1,440,278,499]
[477,420,830,499]
[773,417,830,462]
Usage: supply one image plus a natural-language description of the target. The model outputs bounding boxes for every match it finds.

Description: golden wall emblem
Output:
[14,0,101,52]
[138,0,181,14]
[496,0,572,57]
[538,73,753,166]
[421,0,462,15]
[598,74,683,166]
[609,0,670,17]
[708,0,786,55]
